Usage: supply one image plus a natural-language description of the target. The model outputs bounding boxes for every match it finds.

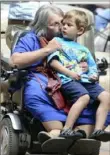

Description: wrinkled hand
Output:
[70,71,81,80]
[46,39,62,53]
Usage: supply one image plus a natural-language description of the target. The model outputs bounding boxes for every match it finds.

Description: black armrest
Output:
[8,68,28,92]
[1,65,28,92]
[8,68,28,82]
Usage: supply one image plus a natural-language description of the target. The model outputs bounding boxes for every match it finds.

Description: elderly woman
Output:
[10,5,110,145]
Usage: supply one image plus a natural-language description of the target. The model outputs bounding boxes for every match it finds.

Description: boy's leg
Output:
[60,81,90,139]
[64,94,90,129]
[74,124,95,138]
[95,91,110,130]
[82,82,110,141]
[90,91,110,141]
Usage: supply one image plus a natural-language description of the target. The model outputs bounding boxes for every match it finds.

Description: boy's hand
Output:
[79,61,88,72]
[70,71,81,80]
[45,39,62,53]
[89,75,98,82]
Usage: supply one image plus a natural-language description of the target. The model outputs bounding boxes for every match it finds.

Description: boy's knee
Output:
[83,94,90,102]
[99,91,110,102]
[99,91,110,108]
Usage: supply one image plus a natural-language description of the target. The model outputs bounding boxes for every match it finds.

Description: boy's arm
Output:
[50,59,80,80]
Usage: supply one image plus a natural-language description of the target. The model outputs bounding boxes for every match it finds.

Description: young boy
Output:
[47,9,110,141]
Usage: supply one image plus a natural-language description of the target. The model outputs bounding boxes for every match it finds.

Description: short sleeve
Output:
[47,37,63,64]
[47,51,61,64]
[12,32,40,54]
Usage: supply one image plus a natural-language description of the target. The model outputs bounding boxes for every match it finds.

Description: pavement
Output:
[1,35,110,155]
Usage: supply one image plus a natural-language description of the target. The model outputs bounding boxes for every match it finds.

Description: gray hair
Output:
[29,5,64,37]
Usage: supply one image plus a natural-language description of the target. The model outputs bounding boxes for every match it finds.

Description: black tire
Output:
[0,118,26,155]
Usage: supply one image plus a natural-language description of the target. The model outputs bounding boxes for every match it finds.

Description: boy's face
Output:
[61,17,80,40]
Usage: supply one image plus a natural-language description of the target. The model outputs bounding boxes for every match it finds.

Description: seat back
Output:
[1,38,28,106]
[11,31,30,106]
[5,24,28,50]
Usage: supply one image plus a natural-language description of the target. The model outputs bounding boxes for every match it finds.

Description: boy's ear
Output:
[77,27,85,36]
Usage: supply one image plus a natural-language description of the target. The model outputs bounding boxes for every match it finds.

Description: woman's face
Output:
[47,13,63,40]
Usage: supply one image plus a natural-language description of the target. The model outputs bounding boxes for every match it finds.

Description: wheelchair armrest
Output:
[8,68,28,83]
[1,65,28,92]
[9,69,28,93]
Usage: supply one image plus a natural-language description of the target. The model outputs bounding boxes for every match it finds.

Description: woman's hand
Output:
[45,39,62,54]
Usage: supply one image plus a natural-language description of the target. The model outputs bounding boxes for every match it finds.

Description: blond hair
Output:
[63,9,92,32]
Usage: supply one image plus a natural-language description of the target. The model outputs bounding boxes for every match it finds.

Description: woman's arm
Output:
[10,48,51,68]
[10,39,62,69]
[50,59,81,80]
